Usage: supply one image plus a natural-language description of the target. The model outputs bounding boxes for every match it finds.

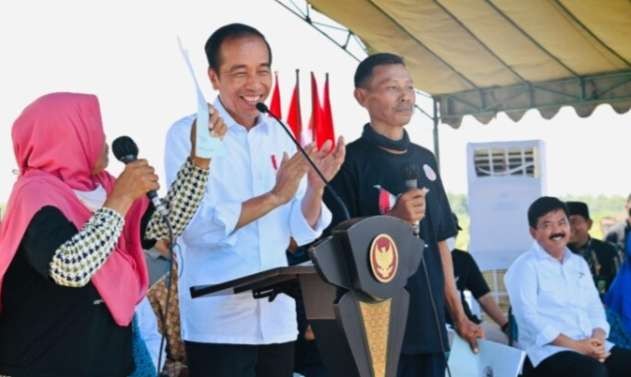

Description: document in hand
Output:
[447,335,526,377]
[177,37,225,159]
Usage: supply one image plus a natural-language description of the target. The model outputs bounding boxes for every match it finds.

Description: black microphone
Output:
[403,164,421,236]
[112,136,168,217]
[256,102,350,221]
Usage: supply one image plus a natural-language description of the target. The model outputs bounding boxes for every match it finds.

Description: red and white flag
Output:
[286,70,302,142]
[269,72,282,119]
[318,73,336,147]
[308,72,323,147]
[375,185,397,215]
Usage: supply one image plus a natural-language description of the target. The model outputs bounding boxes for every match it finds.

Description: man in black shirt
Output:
[445,215,508,340]
[567,201,621,296]
[446,215,507,322]
[325,53,482,377]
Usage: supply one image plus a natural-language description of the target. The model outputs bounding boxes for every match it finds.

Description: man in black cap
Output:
[567,201,621,297]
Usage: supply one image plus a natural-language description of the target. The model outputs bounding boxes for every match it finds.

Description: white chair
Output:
[447,333,525,377]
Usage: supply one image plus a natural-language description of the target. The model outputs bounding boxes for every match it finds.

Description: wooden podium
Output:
[190,216,424,377]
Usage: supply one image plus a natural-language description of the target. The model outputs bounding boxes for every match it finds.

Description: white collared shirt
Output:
[505,242,612,367]
[164,98,331,345]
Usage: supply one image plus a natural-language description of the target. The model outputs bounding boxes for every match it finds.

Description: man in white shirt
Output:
[505,196,631,377]
[164,23,345,377]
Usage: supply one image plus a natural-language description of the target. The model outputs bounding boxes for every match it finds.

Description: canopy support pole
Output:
[432,98,440,169]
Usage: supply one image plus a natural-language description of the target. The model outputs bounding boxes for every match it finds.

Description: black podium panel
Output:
[191,216,424,377]
[312,216,423,302]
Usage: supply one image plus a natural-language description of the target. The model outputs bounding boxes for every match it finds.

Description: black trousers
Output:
[523,347,631,377]
[185,341,295,377]
[397,353,446,377]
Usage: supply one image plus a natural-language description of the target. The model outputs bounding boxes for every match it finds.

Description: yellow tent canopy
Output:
[293,0,631,127]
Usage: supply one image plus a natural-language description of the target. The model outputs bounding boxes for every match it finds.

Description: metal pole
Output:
[432,97,440,170]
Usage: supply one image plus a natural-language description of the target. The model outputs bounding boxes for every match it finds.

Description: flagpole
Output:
[296,69,300,144]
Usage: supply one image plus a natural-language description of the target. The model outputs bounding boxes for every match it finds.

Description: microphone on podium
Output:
[256,102,350,221]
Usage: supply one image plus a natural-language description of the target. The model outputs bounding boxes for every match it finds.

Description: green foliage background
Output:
[447,193,627,250]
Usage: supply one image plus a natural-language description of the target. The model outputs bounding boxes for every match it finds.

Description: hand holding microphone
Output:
[110,136,167,217]
[388,164,429,235]
[388,187,429,235]
[104,158,160,216]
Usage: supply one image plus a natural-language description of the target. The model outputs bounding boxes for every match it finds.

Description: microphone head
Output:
[112,136,139,163]
[256,102,269,113]
[402,163,420,180]
[403,164,420,189]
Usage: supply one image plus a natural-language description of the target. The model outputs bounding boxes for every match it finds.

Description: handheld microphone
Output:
[403,164,422,236]
[256,102,350,221]
[112,136,168,217]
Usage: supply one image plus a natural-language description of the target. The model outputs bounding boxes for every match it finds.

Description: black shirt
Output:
[445,249,490,325]
[325,126,457,354]
[569,237,621,297]
[0,206,134,377]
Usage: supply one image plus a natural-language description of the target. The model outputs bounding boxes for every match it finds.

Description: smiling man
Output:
[324,53,482,377]
[164,23,345,377]
[505,196,631,377]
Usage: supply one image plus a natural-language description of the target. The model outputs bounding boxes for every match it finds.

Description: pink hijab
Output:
[0,92,149,326]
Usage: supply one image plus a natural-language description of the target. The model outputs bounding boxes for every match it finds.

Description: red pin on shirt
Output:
[271,155,278,170]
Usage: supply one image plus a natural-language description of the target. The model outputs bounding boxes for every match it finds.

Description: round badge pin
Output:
[423,164,437,182]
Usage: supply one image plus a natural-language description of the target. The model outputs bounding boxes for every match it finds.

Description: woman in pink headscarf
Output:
[0,93,225,377]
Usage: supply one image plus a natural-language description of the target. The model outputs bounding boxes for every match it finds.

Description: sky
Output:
[1,0,629,205]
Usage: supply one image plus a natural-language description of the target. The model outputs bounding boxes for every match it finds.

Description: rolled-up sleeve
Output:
[288,179,332,246]
[588,304,610,338]
[164,117,241,249]
[179,197,241,249]
[505,259,561,347]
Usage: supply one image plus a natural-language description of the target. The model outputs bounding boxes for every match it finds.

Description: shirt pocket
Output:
[575,268,597,307]
[256,152,282,195]
[537,269,566,307]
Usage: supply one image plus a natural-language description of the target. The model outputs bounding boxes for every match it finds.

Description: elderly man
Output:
[325,53,482,377]
[506,196,631,377]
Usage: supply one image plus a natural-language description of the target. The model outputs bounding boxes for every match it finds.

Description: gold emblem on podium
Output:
[369,234,398,283]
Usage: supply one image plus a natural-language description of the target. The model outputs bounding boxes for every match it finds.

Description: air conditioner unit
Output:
[467,140,547,270]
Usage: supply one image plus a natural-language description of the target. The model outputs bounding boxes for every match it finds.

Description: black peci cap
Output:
[566,201,590,220]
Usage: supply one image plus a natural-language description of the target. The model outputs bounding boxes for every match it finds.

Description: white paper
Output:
[447,335,526,377]
[177,37,225,158]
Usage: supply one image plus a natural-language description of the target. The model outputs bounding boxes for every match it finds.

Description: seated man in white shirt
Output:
[164,23,345,377]
[505,196,631,377]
